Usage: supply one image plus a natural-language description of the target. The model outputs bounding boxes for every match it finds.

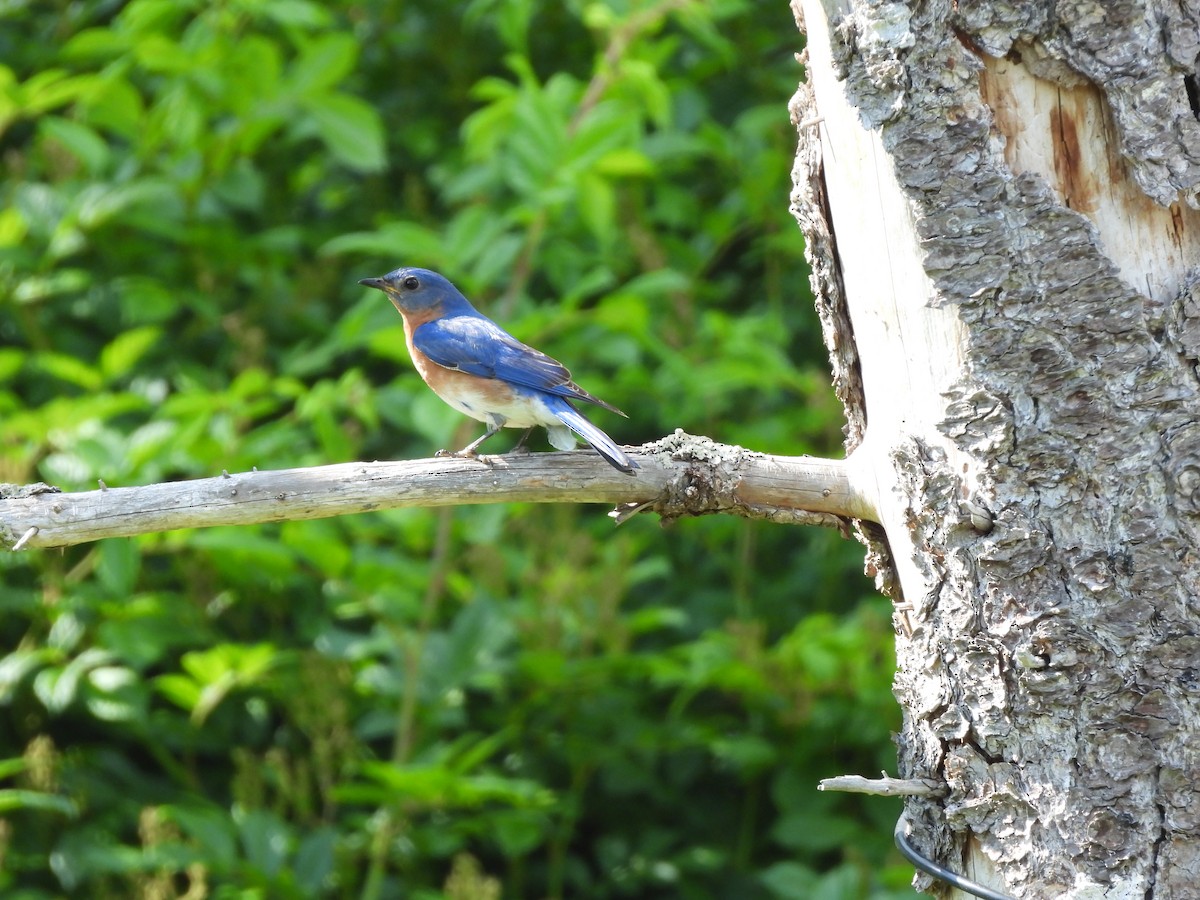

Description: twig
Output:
[818,773,947,798]
[10,526,38,552]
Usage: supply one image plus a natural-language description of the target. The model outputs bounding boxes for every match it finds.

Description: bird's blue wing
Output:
[413,315,586,399]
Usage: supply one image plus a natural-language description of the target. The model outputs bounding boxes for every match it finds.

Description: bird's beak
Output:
[358,277,386,290]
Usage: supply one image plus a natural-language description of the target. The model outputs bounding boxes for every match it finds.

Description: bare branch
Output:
[0,431,878,551]
[818,774,947,798]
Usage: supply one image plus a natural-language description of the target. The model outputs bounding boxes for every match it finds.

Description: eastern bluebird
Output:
[358,267,638,475]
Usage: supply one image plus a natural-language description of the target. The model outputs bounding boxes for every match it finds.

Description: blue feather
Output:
[542,395,638,474]
[413,316,625,414]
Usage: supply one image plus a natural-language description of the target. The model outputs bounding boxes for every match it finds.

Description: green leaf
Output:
[34,648,114,712]
[0,348,24,382]
[181,643,278,685]
[289,33,359,94]
[99,326,160,383]
[489,809,547,856]
[279,519,351,577]
[40,117,112,173]
[155,673,202,711]
[96,538,142,595]
[0,649,55,704]
[85,665,146,722]
[78,75,144,137]
[758,861,818,900]
[159,643,282,722]
[348,763,554,809]
[48,612,86,652]
[0,789,79,816]
[19,70,96,116]
[76,180,178,230]
[321,221,445,263]
[711,734,777,774]
[302,92,386,172]
[31,352,102,391]
[167,805,239,870]
[61,27,135,61]
[259,0,331,28]
[595,147,655,177]
[112,276,177,324]
[236,808,291,877]
[465,0,537,49]
[293,826,336,888]
[617,58,671,128]
[132,33,191,74]
[0,206,27,246]
[96,597,198,669]
[577,172,615,243]
[14,269,92,304]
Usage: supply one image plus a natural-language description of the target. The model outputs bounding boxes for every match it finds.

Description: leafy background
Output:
[0,0,917,897]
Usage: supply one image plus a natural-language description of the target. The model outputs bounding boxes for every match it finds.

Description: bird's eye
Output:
[402,275,420,290]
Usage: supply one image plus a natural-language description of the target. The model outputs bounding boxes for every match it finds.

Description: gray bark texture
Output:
[790,1,1200,897]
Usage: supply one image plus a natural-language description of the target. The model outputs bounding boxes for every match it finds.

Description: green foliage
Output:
[0,0,913,897]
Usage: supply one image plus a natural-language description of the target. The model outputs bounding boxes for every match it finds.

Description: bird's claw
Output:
[437,448,494,467]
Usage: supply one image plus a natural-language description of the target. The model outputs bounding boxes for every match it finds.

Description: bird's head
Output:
[358,267,471,316]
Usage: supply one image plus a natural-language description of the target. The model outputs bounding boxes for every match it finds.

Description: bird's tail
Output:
[546,397,638,475]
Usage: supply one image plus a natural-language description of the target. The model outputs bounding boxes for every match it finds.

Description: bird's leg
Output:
[510,427,535,454]
[439,414,507,460]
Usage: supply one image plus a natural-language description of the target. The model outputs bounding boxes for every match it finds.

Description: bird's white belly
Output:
[433,381,562,430]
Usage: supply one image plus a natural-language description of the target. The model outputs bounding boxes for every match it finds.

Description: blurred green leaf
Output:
[167,804,239,870]
[96,538,141,595]
[39,117,112,173]
[293,826,337,888]
[289,33,359,94]
[302,91,386,172]
[99,327,160,383]
[14,269,92,304]
[759,861,818,900]
[0,348,24,382]
[321,221,445,263]
[349,762,554,809]
[236,807,291,878]
[0,789,78,816]
[34,648,114,712]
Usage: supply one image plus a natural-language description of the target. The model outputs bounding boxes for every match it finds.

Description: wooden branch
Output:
[818,774,947,798]
[0,431,879,551]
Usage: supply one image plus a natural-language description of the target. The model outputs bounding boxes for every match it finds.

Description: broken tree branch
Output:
[818,774,947,798]
[1,431,879,551]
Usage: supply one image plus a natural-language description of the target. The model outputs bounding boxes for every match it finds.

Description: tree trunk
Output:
[790,1,1200,897]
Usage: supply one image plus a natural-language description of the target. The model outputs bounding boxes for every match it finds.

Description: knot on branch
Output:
[643,429,751,522]
[0,483,60,500]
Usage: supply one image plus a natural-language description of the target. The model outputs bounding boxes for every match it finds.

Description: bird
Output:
[358,267,638,475]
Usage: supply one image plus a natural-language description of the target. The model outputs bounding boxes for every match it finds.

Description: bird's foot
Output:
[437,448,494,467]
[510,428,535,455]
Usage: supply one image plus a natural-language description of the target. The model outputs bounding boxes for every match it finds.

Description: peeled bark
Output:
[791,0,1200,896]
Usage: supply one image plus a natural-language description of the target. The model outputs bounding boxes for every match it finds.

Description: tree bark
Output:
[790,0,1200,897]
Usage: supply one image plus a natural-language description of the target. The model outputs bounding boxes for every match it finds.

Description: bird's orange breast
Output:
[396,304,522,423]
